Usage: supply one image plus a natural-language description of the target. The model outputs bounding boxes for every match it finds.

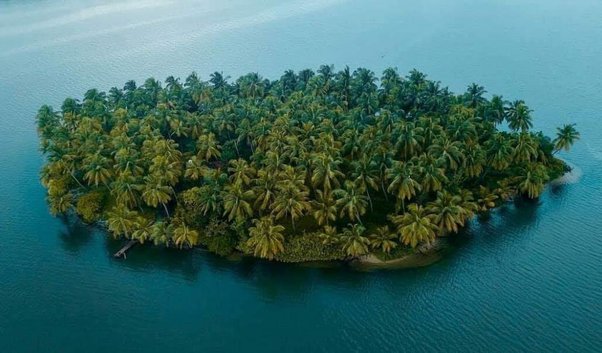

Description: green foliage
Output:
[275,233,346,263]
[198,220,236,256]
[75,190,105,223]
[36,66,577,261]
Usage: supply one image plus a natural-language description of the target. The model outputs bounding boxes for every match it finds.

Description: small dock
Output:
[113,240,138,259]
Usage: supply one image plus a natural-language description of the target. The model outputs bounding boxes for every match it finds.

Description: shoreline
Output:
[103,166,574,269]
[352,164,580,270]
[551,161,581,186]
[352,238,447,270]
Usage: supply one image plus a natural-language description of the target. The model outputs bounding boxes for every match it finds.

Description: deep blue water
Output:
[1,1,601,352]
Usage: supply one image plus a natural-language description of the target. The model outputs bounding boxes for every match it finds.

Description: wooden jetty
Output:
[113,240,138,259]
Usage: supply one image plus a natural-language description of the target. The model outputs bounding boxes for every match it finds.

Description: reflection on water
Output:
[58,215,94,254]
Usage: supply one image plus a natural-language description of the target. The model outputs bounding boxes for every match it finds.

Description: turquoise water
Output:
[1,0,601,351]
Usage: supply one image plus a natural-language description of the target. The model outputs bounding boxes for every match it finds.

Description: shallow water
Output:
[1,1,601,352]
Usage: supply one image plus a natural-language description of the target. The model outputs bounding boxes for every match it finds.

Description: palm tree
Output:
[389,204,438,248]
[132,217,154,244]
[417,155,448,193]
[477,186,498,212]
[485,95,506,124]
[341,224,370,257]
[351,156,379,210]
[334,181,368,223]
[107,205,139,239]
[173,223,199,248]
[553,124,580,153]
[465,83,487,108]
[83,153,112,188]
[222,183,254,224]
[462,143,485,178]
[246,217,286,260]
[311,153,344,194]
[196,183,222,216]
[271,183,310,231]
[151,221,174,246]
[427,191,465,234]
[505,100,533,132]
[311,190,337,226]
[517,164,549,199]
[47,191,73,216]
[394,121,423,160]
[112,171,143,209]
[318,225,341,246]
[141,176,173,217]
[428,137,464,171]
[251,169,276,213]
[196,132,221,161]
[184,156,208,181]
[386,160,421,211]
[513,132,539,163]
[486,133,514,171]
[369,226,397,254]
[457,189,478,222]
[228,158,256,186]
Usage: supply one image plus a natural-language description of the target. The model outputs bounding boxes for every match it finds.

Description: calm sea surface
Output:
[1,1,601,352]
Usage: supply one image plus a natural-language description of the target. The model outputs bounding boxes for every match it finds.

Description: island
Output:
[36,66,579,264]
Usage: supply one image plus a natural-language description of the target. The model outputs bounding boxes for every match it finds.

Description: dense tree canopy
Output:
[37,66,577,262]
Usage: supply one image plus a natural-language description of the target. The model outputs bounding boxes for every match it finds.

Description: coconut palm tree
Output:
[47,191,73,216]
[132,217,154,244]
[386,160,421,211]
[196,132,221,161]
[351,156,379,210]
[151,221,174,246]
[271,183,310,231]
[111,171,143,208]
[465,83,487,108]
[505,100,533,132]
[427,191,465,234]
[553,124,580,153]
[334,181,368,223]
[369,226,397,254]
[486,133,514,171]
[246,217,286,260]
[477,186,498,212]
[173,223,199,249]
[513,132,539,163]
[485,95,506,124]
[141,176,173,217]
[311,153,344,194]
[311,190,338,226]
[389,204,438,248]
[462,143,485,178]
[428,137,465,171]
[184,156,208,181]
[107,205,139,239]
[394,121,424,160]
[417,155,448,193]
[517,164,549,199]
[222,183,254,223]
[341,224,370,257]
[83,153,113,188]
[228,158,256,186]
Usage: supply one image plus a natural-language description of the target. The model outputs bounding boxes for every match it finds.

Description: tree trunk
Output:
[381,178,389,201]
[162,202,170,218]
[70,172,86,189]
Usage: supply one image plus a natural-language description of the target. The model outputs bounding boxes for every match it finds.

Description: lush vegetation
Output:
[36,66,579,262]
